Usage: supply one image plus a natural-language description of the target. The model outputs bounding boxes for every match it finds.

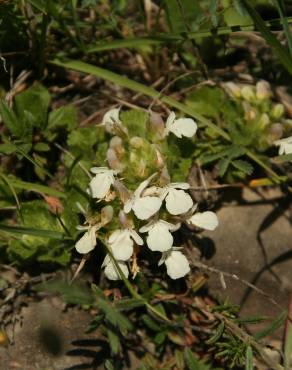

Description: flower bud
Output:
[106,148,124,171]
[130,136,144,148]
[110,136,124,156]
[259,113,270,128]
[149,110,165,137]
[224,82,241,98]
[271,104,284,120]
[101,205,114,225]
[256,80,271,100]
[241,86,255,102]
[269,123,283,141]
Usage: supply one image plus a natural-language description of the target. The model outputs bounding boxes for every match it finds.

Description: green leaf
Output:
[255,310,287,340]
[104,360,115,370]
[273,153,292,163]
[245,345,253,370]
[218,157,230,177]
[107,328,120,355]
[240,0,292,76]
[14,84,51,129]
[5,177,65,198]
[184,348,211,370]
[114,298,145,311]
[141,315,161,331]
[0,100,23,137]
[37,280,94,305]
[206,322,224,344]
[164,0,203,33]
[0,143,16,155]
[97,297,133,332]
[0,224,64,239]
[274,0,292,56]
[48,105,77,131]
[231,159,253,175]
[121,110,148,137]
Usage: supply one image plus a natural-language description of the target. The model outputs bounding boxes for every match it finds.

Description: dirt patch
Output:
[0,297,107,370]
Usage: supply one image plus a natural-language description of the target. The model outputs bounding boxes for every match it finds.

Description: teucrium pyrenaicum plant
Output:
[74,108,218,280]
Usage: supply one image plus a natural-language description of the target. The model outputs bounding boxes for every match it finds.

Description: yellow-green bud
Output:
[259,113,270,128]
[130,136,144,148]
[256,80,271,100]
[241,86,255,102]
[271,104,284,120]
[224,82,241,98]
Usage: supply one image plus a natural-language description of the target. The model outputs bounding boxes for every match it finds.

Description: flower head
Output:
[108,228,143,261]
[159,249,190,279]
[274,136,292,155]
[164,111,197,138]
[140,219,180,252]
[161,183,193,215]
[89,167,117,199]
[187,210,219,231]
[124,174,162,220]
[102,255,129,280]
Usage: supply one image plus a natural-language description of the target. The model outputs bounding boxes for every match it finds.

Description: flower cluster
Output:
[75,109,218,281]
[224,80,292,152]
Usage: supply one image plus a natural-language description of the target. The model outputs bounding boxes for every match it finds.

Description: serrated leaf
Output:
[0,100,23,137]
[14,84,51,129]
[97,297,133,332]
[231,159,253,175]
[48,105,77,132]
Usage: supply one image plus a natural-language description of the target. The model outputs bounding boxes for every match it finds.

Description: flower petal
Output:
[104,260,129,280]
[110,230,133,261]
[169,118,197,138]
[89,172,114,199]
[102,108,121,125]
[134,173,157,198]
[164,250,190,279]
[147,224,173,252]
[132,196,162,220]
[75,227,96,254]
[165,111,176,131]
[165,189,193,215]
[188,211,219,230]
[168,182,190,190]
[129,229,144,245]
[90,166,110,174]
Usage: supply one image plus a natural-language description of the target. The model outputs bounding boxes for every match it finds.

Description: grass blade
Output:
[50,58,229,139]
[284,297,292,369]
[275,0,292,56]
[0,224,65,239]
[3,178,65,198]
[240,0,292,76]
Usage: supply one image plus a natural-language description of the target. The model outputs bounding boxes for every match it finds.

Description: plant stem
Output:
[97,236,171,323]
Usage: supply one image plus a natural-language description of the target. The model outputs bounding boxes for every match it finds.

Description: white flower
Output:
[274,136,292,155]
[101,108,128,136]
[89,167,116,199]
[108,228,143,261]
[102,107,121,126]
[159,249,190,279]
[102,255,129,280]
[164,111,197,138]
[124,174,162,220]
[187,211,219,231]
[140,220,180,252]
[75,225,97,254]
[161,183,193,215]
